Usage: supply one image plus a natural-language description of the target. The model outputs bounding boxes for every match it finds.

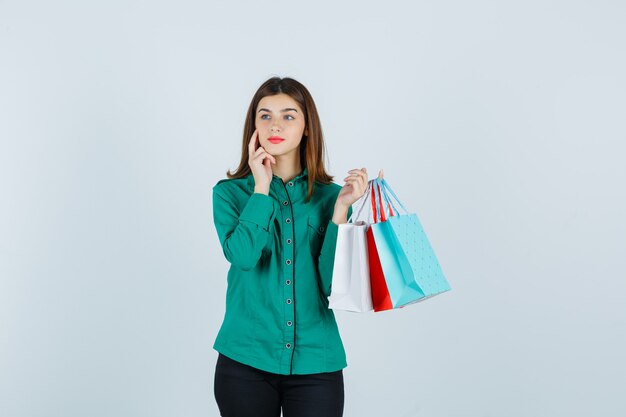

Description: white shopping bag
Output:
[328,221,373,312]
[328,182,375,312]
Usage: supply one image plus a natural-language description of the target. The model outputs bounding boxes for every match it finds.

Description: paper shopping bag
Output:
[376,178,451,307]
[328,219,373,312]
[363,181,395,312]
[367,226,393,312]
[368,179,426,308]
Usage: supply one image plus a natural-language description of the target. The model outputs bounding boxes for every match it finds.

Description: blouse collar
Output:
[247,167,309,188]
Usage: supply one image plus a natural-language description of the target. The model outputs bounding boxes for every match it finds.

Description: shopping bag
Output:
[368,179,425,308]
[366,181,395,312]
[374,178,451,307]
[328,182,374,312]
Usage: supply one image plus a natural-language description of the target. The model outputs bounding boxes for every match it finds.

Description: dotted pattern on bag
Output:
[388,213,451,295]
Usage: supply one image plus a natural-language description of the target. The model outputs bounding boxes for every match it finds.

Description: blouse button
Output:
[286,321,293,326]
[285,218,291,224]
[286,239,292,244]
[283,200,289,206]
[319,226,325,232]
[286,280,291,285]
[288,181,294,187]
[286,259,291,265]
[285,343,292,349]
[286,299,292,304]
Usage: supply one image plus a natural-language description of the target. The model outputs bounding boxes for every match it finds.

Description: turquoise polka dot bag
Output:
[369,177,452,308]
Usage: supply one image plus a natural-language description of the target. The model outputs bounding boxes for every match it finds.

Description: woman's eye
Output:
[260,114,294,120]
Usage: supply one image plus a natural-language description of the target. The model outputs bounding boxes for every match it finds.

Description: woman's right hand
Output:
[248,128,276,193]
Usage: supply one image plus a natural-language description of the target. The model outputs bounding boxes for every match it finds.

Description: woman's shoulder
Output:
[213,175,251,188]
[212,176,253,198]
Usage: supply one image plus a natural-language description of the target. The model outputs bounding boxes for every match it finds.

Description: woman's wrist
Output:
[332,202,350,225]
[254,185,270,195]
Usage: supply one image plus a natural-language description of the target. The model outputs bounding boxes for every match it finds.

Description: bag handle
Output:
[375,177,400,218]
[371,180,379,223]
[372,178,393,223]
[378,178,409,215]
[381,183,400,217]
[376,180,387,222]
[373,177,403,222]
[348,180,373,223]
[346,175,402,224]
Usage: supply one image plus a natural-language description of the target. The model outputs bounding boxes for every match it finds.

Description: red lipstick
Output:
[268,136,285,144]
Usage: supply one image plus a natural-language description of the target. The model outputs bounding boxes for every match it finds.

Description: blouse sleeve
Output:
[317,205,353,298]
[212,185,275,271]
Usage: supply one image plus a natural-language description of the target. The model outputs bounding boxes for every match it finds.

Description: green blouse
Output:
[211,167,352,375]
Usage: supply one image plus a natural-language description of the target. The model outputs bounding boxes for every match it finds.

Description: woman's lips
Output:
[268,137,285,144]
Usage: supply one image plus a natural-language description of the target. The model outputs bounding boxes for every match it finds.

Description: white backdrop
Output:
[1,1,625,416]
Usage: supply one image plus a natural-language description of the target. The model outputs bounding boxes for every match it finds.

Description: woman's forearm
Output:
[331,202,350,225]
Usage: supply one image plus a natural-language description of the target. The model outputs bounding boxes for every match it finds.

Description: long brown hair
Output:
[226,76,334,203]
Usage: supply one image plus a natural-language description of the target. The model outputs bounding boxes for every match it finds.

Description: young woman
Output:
[211,76,369,417]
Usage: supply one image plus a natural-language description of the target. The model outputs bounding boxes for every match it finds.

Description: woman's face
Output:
[255,93,306,157]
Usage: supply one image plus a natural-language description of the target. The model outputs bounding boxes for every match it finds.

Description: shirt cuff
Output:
[239,193,275,230]
[320,219,340,260]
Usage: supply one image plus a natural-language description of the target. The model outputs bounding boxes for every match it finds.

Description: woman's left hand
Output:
[336,168,369,209]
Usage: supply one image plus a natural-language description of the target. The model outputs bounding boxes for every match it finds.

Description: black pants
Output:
[214,353,344,417]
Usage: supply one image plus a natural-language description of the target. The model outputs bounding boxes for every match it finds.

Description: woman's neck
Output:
[272,156,302,184]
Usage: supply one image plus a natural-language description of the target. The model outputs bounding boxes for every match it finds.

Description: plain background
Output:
[1,1,625,416]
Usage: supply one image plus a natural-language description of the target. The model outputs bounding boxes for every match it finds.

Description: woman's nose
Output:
[270,120,282,131]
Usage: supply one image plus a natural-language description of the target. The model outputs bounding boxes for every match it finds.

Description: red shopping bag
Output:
[367,182,395,312]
